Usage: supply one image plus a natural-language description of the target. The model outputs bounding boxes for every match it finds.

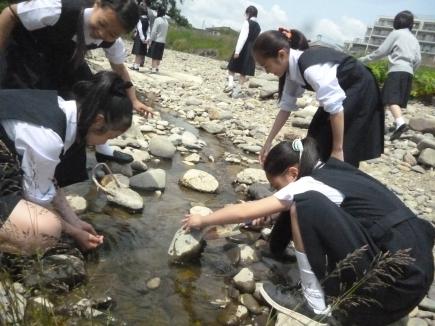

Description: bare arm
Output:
[0,5,18,50]
[110,62,153,117]
[259,110,290,164]
[329,110,344,161]
[182,196,289,230]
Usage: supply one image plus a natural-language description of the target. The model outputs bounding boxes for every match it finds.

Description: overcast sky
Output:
[179,0,435,45]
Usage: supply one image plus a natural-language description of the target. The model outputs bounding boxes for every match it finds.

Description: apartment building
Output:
[345,16,435,66]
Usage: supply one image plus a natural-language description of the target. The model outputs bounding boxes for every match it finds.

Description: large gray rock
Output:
[235,168,268,185]
[248,183,273,200]
[207,107,233,121]
[149,136,177,159]
[418,148,435,167]
[201,122,225,134]
[418,138,435,151]
[23,254,86,292]
[130,169,166,191]
[233,268,255,293]
[181,131,202,149]
[409,116,435,134]
[179,169,219,193]
[168,228,205,262]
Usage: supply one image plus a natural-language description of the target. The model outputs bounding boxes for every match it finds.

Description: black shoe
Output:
[260,282,329,325]
[390,123,409,141]
[95,150,133,164]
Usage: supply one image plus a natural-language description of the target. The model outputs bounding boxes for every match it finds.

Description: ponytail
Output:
[73,71,133,142]
[277,29,309,101]
[263,137,320,179]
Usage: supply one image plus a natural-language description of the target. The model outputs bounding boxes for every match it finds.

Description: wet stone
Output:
[239,293,262,314]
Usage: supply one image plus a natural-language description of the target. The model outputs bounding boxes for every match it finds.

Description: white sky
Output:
[180,0,435,45]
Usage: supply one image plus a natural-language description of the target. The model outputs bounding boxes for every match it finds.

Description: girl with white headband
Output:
[182,137,433,326]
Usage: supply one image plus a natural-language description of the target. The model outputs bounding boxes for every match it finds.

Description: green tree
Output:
[148,0,190,27]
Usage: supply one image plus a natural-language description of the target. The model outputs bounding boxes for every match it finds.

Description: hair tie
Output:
[278,27,292,40]
[292,138,303,160]
[110,80,133,97]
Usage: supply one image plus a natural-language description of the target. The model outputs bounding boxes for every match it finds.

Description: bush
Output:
[166,25,237,60]
[366,60,435,99]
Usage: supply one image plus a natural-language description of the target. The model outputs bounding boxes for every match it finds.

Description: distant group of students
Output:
[130,0,169,73]
[0,1,433,325]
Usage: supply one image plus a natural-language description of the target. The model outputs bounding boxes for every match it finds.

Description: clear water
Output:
[82,114,249,324]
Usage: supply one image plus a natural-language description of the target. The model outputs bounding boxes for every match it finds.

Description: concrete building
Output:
[345,16,435,66]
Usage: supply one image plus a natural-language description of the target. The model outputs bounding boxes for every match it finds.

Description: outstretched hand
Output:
[133,99,154,118]
[181,214,204,232]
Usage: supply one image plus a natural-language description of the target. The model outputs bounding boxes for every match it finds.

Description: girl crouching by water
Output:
[182,137,434,326]
[0,71,133,255]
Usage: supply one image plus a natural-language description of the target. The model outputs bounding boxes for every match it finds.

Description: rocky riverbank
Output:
[1,46,434,325]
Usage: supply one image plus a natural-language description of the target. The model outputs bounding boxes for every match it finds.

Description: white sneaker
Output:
[223,84,234,93]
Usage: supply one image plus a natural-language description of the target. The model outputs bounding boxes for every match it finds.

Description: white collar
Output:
[287,49,306,86]
[249,17,257,21]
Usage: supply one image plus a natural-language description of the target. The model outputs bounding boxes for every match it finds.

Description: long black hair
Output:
[263,137,320,179]
[73,71,133,142]
[253,29,309,101]
[73,0,139,68]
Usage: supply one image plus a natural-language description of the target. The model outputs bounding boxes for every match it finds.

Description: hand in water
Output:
[181,214,203,231]
[74,229,104,251]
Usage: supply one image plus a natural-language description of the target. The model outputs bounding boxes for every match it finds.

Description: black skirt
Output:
[131,33,148,56]
[227,41,256,76]
[308,59,384,166]
[382,71,413,108]
[291,190,434,326]
[147,41,165,60]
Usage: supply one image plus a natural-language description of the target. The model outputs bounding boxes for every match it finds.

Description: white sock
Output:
[96,143,114,156]
[228,75,234,87]
[295,249,328,314]
[395,117,405,129]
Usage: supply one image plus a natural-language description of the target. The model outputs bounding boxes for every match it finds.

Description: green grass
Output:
[166,25,237,61]
[367,60,435,99]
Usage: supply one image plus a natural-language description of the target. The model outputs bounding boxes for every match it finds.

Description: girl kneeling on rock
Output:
[254,29,384,167]
[182,137,434,326]
[0,71,133,255]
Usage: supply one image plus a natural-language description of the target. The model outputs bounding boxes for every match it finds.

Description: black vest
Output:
[297,47,353,91]
[0,89,87,187]
[312,158,415,241]
[0,89,66,142]
[3,0,114,90]
[247,20,261,43]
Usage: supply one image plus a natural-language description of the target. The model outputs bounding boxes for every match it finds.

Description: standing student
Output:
[0,0,152,165]
[360,10,421,141]
[0,71,133,255]
[182,137,434,326]
[254,29,384,167]
[147,7,168,74]
[130,5,150,71]
[224,5,261,98]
